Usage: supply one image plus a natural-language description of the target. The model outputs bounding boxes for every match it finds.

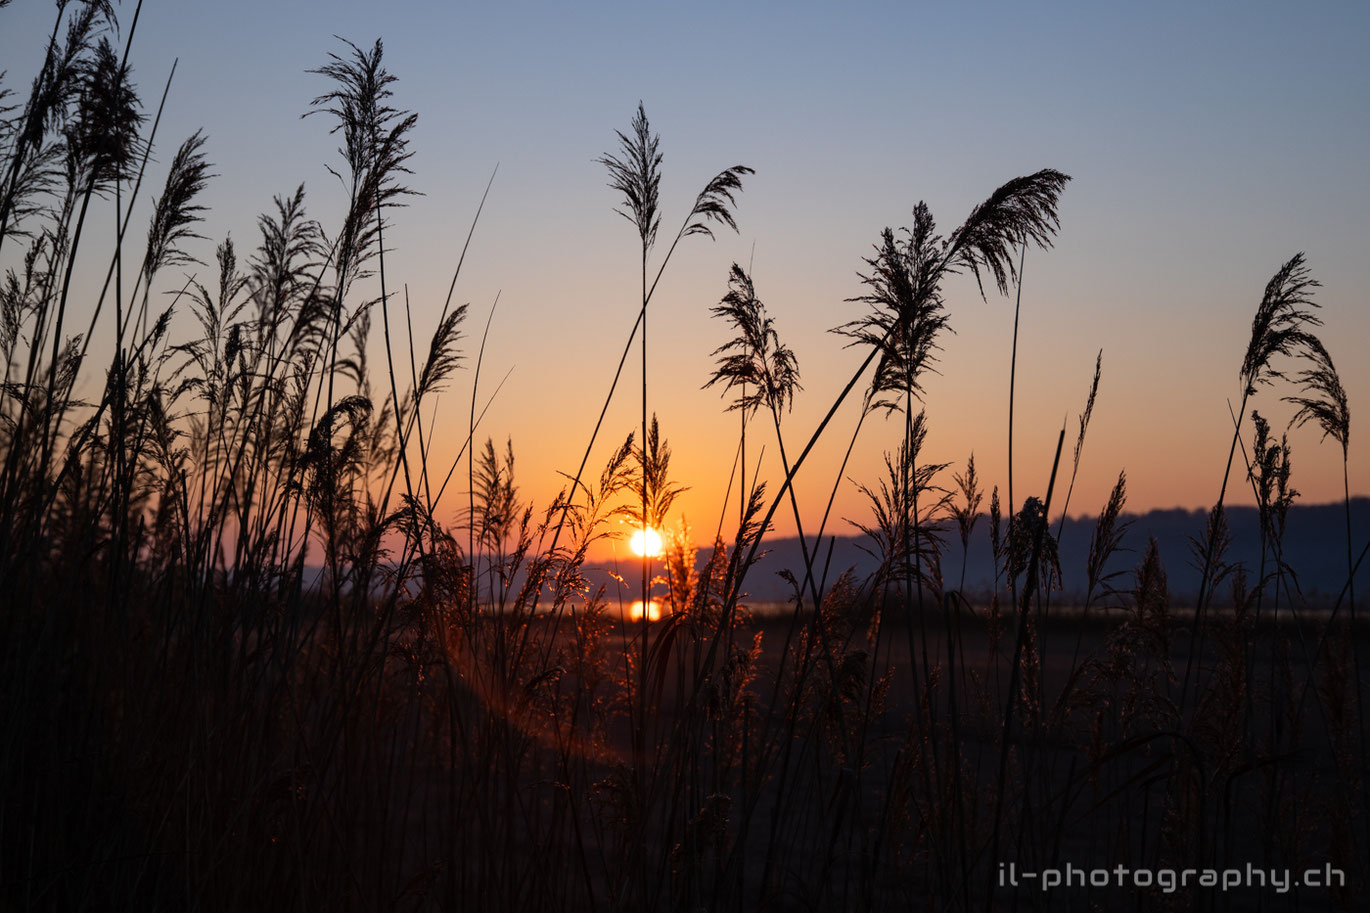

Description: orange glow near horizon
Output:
[629,527,664,558]
[628,600,662,622]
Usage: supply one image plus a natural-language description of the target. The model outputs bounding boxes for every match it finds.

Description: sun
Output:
[629,600,662,622]
[629,526,664,558]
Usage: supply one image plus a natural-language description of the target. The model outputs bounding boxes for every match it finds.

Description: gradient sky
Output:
[4,0,1368,546]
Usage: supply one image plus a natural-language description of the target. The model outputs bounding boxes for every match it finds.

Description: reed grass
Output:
[0,9,1364,912]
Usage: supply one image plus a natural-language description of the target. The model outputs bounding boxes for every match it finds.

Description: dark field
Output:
[10,570,1365,911]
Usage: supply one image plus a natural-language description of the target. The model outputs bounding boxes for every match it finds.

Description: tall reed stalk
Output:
[1183,254,1321,705]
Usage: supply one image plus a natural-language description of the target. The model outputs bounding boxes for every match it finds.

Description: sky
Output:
[3,0,1369,547]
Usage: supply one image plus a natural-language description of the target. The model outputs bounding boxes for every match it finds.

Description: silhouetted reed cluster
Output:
[1,7,1364,911]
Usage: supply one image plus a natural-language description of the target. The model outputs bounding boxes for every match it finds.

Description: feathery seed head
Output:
[704,264,802,417]
[945,169,1071,298]
[1283,335,1349,455]
[599,102,663,251]
[1240,253,1321,396]
[144,130,214,279]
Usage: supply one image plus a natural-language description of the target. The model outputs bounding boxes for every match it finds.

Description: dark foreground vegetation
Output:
[1,5,1365,910]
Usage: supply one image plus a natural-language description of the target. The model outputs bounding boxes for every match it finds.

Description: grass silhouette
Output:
[0,8,1365,912]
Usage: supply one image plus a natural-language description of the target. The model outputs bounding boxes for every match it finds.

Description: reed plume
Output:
[65,37,145,192]
[0,1,119,246]
[849,416,950,590]
[1187,255,1322,705]
[943,169,1071,297]
[623,414,686,541]
[705,263,802,417]
[721,169,1069,640]
[142,129,212,281]
[1240,253,1322,397]
[248,184,324,340]
[1284,337,1363,821]
[1057,349,1102,532]
[1086,470,1131,601]
[602,102,662,252]
[837,203,951,413]
[593,101,751,687]
[305,37,418,417]
[1285,335,1349,455]
[950,452,982,593]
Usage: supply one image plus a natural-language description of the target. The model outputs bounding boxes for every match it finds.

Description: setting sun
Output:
[629,527,664,558]
[628,600,662,622]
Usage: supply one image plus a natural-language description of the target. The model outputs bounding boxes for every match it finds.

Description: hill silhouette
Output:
[660,498,1370,607]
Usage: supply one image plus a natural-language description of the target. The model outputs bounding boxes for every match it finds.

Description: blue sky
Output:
[4,0,1368,537]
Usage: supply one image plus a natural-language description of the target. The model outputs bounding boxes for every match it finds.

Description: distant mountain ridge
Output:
[634,499,1370,607]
